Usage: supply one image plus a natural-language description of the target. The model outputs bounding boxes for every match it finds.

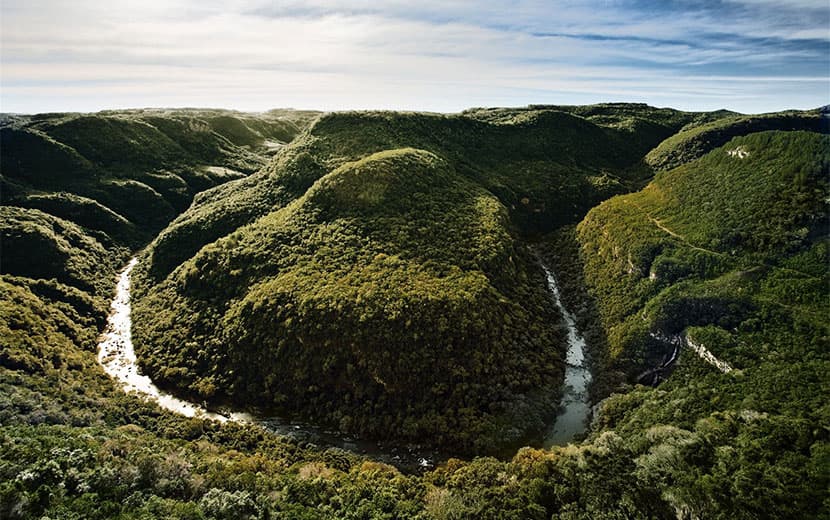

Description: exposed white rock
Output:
[685,335,733,373]
[727,146,749,159]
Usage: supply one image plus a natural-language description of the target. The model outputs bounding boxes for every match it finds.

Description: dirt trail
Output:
[627,199,819,280]
[625,199,724,257]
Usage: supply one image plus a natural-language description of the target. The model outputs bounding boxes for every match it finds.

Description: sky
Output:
[1,0,828,114]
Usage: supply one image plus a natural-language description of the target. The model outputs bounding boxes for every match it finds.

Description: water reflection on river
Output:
[539,262,592,447]
[97,258,437,472]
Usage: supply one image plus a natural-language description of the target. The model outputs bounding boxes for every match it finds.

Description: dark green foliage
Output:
[573,130,829,517]
[143,171,291,281]
[135,148,565,452]
[41,115,191,172]
[1,103,827,519]
[0,127,97,186]
[12,192,140,247]
[645,110,824,172]
[134,105,737,452]
[1,108,320,248]
[0,206,120,297]
[140,106,700,283]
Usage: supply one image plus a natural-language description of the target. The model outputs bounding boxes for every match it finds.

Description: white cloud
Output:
[1,0,828,114]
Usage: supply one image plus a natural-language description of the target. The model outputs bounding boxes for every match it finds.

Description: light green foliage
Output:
[133,106,716,451]
[645,110,823,172]
[574,130,829,517]
[578,131,828,363]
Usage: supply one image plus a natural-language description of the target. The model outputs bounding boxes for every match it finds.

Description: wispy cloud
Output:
[1,0,827,113]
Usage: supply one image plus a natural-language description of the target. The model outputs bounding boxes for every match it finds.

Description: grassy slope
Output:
[645,109,825,172]
[573,130,829,517]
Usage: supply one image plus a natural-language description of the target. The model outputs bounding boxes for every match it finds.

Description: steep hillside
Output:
[567,130,829,516]
[134,148,565,452]
[0,109,320,417]
[141,105,699,282]
[645,110,825,172]
[132,106,703,451]
[2,105,827,519]
[579,131,828,372]
[1,109,319,246]
[0,108,320,389]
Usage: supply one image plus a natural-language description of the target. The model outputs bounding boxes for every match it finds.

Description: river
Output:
[97,258,439,472]
[539,262,593,447]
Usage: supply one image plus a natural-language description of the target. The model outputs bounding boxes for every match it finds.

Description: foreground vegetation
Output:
[1,104,827,518]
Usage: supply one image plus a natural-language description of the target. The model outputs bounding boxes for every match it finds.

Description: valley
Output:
[1,104,827,519]
[97,252,595,471]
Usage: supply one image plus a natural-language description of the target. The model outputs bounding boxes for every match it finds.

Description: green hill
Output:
[141,105,700,282]
[1,108,319,246]
[134,147,565,452]
[563,130,829,516]
[0,108,320,394]
[644,110,824,172]
[132,105,710,452]
[579,130,828,371]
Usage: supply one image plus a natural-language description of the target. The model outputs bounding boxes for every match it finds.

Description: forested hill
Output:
[131,105,824,456]
[130,104,710,452]
[1,109,318,245]
[1,104,827,519]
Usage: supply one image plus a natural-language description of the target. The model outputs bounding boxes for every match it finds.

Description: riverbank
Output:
[97,245,599,472]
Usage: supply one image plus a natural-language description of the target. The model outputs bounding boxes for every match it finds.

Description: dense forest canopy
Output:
[1,104,827,519]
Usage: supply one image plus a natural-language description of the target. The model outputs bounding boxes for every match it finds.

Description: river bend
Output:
[97,257,594,472]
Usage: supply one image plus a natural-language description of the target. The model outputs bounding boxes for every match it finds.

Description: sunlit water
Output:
[98,259,236,422]
[97,258,436,471]
[540,262,592,447]
[99,257,596,466]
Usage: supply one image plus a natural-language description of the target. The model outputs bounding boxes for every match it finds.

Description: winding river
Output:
[539,263,593,447]
[98,257,593,472]
[98,258,237,423]
[97,258,438,472]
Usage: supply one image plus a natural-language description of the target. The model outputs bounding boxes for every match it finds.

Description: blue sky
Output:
[1,0,828,114]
